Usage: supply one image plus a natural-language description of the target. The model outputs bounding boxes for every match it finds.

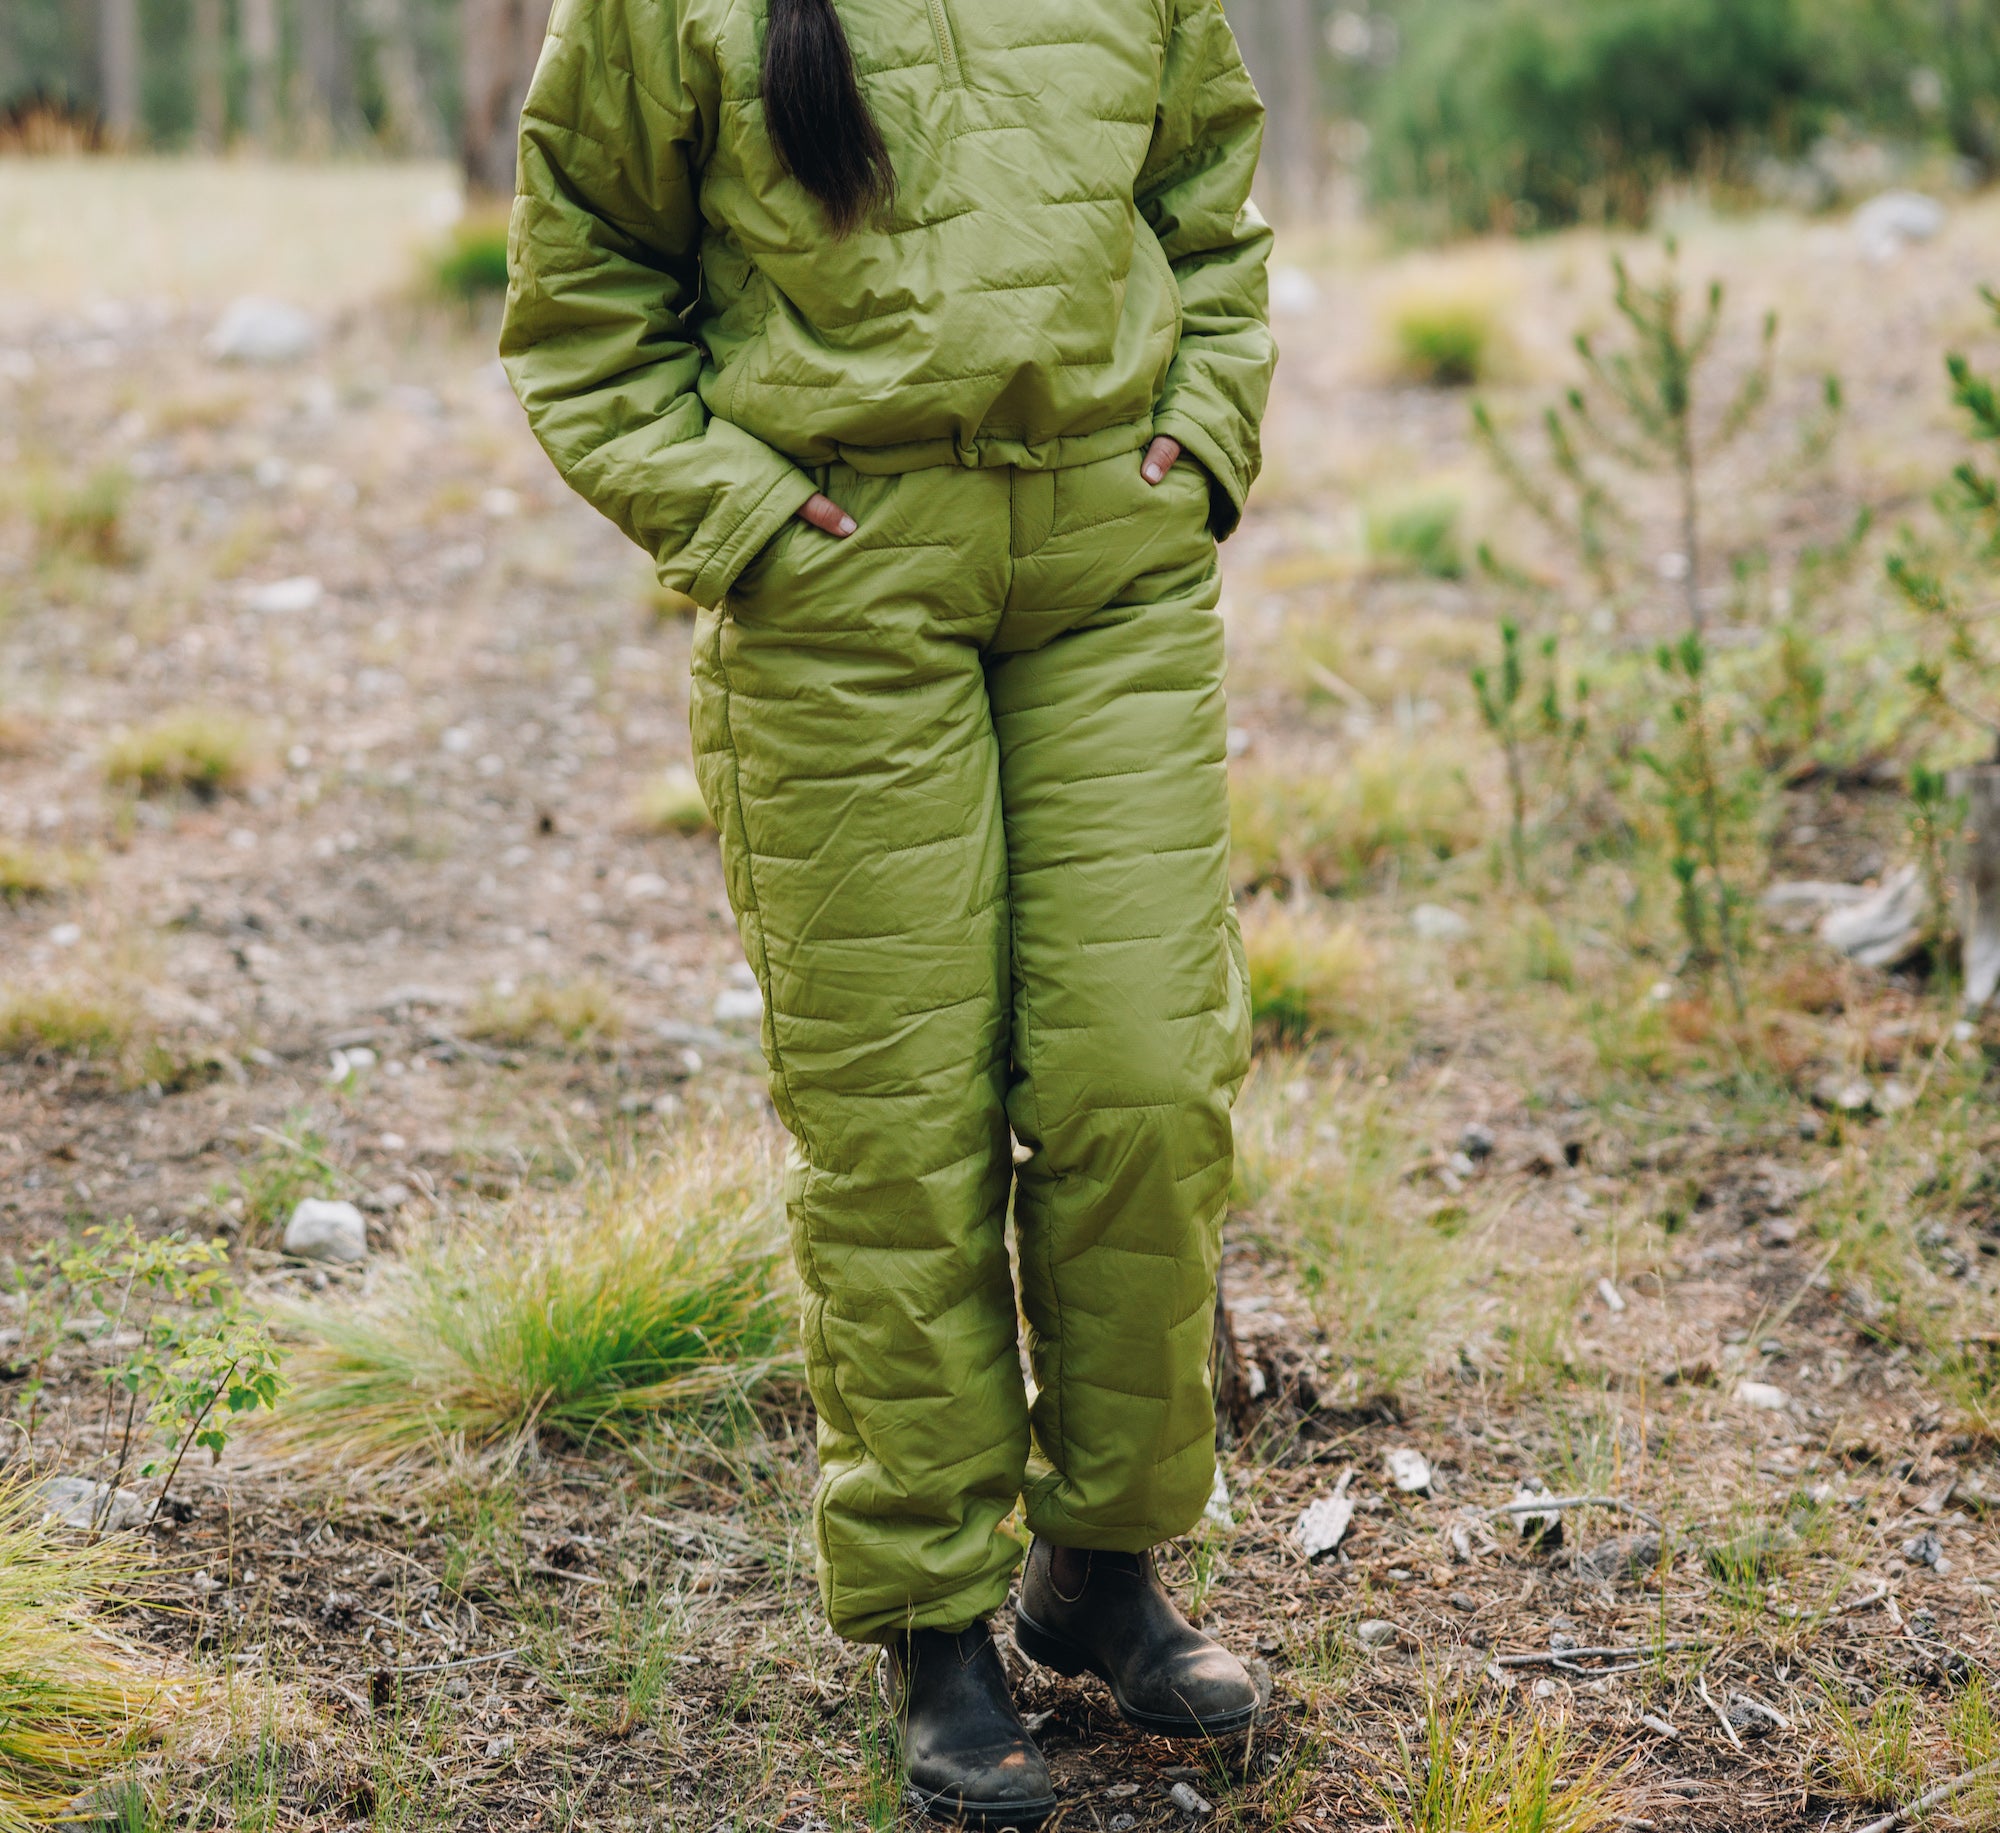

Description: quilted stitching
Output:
[690,451,1248,1644]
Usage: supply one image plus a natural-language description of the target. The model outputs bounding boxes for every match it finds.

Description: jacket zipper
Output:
[925,0,962,84]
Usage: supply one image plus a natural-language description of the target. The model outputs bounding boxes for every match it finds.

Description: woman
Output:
[502,0,1275,1818]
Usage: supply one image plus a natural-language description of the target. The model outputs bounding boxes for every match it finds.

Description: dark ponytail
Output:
[760,0,894,233]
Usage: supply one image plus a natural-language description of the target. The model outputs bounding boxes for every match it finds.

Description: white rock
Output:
[1853,189,1946,262]
[1735,1380,1790,1412]
[284,1198,368,1264]
[205,296,319,365]
[480,487,522,519]
[1203,1466,1233,1529]
[1294,1469,1356,1558]
[1169,1780,1214,1817]
[37,1475,146,1533]
[1355,1618,1397,1649]
[1385,1446,1432,1493]
[241,574,323,616]
[713,986,764,1025]
[1596,1276,1626,1314]
[1269,266,1321,315]
[1819,862,1927,968]
[624,872,670,900]
[1411,903,1470,941]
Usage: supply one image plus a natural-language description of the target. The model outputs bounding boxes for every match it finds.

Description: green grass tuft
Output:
[274,1128,796,1460]
[635,766,715,836]
[1380,1686,1624,1833]
[1367,491,1466,579]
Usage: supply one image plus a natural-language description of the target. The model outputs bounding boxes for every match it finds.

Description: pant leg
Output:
[987,453,1252,1550]
[689,463,1032,1644]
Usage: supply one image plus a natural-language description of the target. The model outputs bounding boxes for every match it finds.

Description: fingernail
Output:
[1143,465,1161,483]
[838,515,857,535]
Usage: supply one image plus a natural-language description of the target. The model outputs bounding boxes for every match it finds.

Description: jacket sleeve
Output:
[500,0,817,608]
[1136,0,1277,540]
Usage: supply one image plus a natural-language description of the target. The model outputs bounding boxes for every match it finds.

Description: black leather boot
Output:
[1014,1540,1260,1739]
[882,1621,1058,1828]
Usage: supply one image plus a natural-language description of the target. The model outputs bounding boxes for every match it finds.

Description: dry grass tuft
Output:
[27,463,132,567]
[1380,1687,1625,1833]
[465,974,625,1050]
[103,709,260,799]
[273,1125,796,1462]
[0,985,133,1062]
[1241,898,1377,1046]
[1231,738,1482,892]
[0,842,93,902]
[0,1482,179,1828]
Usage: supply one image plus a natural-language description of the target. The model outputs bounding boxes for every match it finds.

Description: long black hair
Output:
[760,0,895,233]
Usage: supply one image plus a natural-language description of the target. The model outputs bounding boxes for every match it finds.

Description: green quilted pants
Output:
[690,446,1250,1645]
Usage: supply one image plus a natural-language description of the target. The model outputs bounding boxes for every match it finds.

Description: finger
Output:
[798,493,857,537]
[1141,436,1181,485]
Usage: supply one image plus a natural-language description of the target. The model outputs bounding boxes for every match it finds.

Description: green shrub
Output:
[1388,295,1497,387]
[431,214,511,302]
[1370,0,1816,235]
[1367,492,1465,580]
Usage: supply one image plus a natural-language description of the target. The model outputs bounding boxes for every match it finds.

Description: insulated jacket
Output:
[501,0,1275,608]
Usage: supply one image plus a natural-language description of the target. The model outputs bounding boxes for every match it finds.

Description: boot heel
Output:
[1013,1609,1089,1678]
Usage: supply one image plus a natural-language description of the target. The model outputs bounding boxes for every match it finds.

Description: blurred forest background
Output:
[5,0,2000,226]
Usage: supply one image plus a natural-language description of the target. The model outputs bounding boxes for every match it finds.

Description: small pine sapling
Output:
[1470,616,1589,887]
[1908,763,1967,979]
[1894,285,2000,754]
[1642,633,1758,1016]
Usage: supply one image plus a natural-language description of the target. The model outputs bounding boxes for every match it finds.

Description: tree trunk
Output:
[460,0,554,198]
[192,0,228,151]
[1271,0,1321,218]
[98,0,141,144]
[1952,766,2000,1008]
[299,0,361,147]
[243,0,281,146]
[364,0,444,156]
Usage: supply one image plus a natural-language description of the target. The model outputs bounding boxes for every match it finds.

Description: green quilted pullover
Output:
[500,0,1275,608]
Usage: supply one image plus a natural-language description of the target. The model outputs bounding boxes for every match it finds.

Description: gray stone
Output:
[1411,903,1470,942]
[284,1197,367,1263]
[205,296,319,365]
[1355,1618,1397,1649]
[37,1475,146,1533]
[1853,189,1947,262]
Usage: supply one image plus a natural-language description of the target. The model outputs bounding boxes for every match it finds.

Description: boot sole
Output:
[1013,1607,1260,1741]
[905,1781,1059,1829]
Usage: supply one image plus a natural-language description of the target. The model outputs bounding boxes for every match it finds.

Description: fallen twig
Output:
[1496,1639,1704,1668]
[1851,1755,2000,1833]
[1695,1671,1742,1752]
[1638,1712,1680,1740]
[526,1560,606,1587]
[1774,1577,1891,1623]
[386,1646,525,1678]
[1484,1494,1664,1529]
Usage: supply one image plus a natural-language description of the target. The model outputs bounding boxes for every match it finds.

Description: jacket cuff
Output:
[1152,409,1251,541]
[684,444,819,609]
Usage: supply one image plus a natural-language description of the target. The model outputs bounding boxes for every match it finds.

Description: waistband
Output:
[818,420,1155,477]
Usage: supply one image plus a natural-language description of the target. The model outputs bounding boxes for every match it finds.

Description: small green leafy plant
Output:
[12,1222,285,1527]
